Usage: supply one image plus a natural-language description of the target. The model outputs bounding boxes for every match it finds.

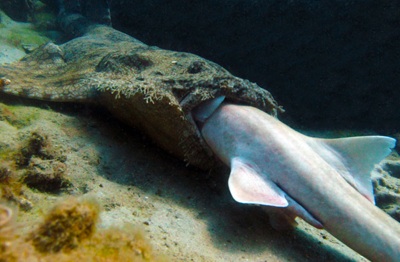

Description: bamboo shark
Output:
[194,97,400,261]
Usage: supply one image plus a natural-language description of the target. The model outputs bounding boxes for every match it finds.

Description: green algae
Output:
[0,10,50,49]
[0,146,15,161]
[2,27,49,47]
[0,103,40,129]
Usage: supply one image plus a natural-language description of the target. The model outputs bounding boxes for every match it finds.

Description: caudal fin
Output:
[311,136,396,203]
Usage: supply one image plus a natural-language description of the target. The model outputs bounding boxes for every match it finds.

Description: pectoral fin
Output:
[228,158,288,207]
[229,158,323,229]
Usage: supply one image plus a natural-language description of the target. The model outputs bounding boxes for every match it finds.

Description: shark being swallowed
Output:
[194,97,400,261]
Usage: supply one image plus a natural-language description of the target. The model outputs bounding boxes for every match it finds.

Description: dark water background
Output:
[110,0,400,133]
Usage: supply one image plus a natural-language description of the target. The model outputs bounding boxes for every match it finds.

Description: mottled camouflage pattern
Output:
[0,14,282,169]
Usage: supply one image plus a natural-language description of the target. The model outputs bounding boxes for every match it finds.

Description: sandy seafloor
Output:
[1,11,400,262]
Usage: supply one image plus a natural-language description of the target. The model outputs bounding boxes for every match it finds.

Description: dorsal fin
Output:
[310,136,396,203]
[228,158,288,207]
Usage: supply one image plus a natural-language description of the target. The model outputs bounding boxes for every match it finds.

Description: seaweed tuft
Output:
[0,198,165,261]
[16,130,54,167]
[28,197,99,253]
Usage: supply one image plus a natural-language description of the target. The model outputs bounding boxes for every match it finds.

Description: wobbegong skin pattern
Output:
[195,99,400,261]
[0,12,280,170]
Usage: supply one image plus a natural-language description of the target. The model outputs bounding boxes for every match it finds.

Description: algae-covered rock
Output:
[0,198,165,261]
[23,158,71,193]
[0,10,51,64]
[372,159,400,222]
[16,129,67,166]
[0,103,70,206]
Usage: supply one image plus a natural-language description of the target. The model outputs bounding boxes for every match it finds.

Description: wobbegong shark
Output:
[1,2,399,260]
[194,97,400,261]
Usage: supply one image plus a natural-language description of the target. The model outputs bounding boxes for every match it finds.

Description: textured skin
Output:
[0,13,281,169]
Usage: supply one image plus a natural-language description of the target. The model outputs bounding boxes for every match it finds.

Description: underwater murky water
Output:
[0,1,399,261]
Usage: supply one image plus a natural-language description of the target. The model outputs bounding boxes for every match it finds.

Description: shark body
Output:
[196,101,400,261]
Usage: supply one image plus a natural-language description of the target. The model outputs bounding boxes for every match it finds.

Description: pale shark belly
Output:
[199,102,400,261]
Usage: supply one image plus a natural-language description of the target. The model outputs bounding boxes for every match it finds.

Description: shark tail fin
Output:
[314,136,396,203]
